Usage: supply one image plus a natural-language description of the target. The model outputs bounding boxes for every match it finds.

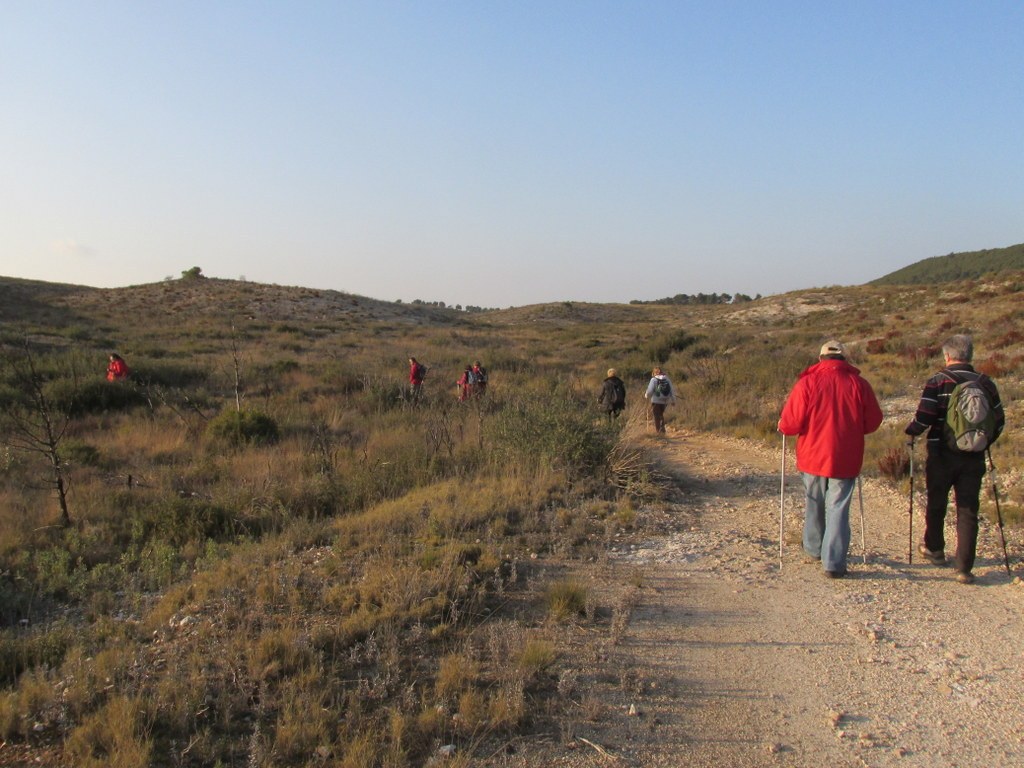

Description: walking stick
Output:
[985,449,1012,576]
[907,439,914,564]
[779,434,786,570]
[857,476,867,564]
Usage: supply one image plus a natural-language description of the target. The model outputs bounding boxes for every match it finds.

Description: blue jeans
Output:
[801,474,856,573]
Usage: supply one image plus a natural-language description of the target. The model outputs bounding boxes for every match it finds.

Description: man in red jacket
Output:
[779,341,883,578]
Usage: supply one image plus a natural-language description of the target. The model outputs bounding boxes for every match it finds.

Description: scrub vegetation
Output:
[0,269,1021,765]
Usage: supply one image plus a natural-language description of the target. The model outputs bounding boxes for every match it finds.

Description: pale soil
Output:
[484,429,1024,768]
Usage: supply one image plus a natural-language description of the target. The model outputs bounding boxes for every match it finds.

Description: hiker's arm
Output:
[905,377,939,436]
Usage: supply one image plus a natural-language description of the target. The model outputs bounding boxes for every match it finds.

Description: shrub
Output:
[488,390,613,478]
[206,409,279,447]
[544,579,588,621]
[0,627,72,686]
[877,447,910,484]
[49,379,148,416]
[645,330,698,364]
[64,695,153,768]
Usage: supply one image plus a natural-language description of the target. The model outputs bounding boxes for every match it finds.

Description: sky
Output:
[1,2,1022,308]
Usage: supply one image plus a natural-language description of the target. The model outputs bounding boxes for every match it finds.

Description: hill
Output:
[0,271,1022,766]
[870,242,1024,285]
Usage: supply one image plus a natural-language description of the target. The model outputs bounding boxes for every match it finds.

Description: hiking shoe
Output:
[917,544,945,565]
[956,571,975,585]
[825,570,847,579]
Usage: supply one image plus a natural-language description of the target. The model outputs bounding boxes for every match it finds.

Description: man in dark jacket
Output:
[779,341,883,578]
[905,335,1004,584]
[598,368,626,419]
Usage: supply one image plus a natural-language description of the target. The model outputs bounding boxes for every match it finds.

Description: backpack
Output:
[944,376,996,452]
[466,369,480,385]
[654,378,672,397]
[416,363,427,379]
[612,379,626,406]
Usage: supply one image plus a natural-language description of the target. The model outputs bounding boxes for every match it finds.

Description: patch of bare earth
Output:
[484,430,1024,767]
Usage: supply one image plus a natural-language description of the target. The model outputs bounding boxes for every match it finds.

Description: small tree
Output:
[0,342,77,525]
[181,266,205,280]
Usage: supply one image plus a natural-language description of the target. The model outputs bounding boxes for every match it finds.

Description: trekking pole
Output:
[779,434,786,571]
[907,439,914,564]
[985,449,1012,576]
[857,476,867,564]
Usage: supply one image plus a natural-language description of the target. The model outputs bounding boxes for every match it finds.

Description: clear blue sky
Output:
[2,2,1022,308]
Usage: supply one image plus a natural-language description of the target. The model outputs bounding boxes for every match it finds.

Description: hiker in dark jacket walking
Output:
[471,360,488,397]
[598,368,626,420]
[905,334,1004,584]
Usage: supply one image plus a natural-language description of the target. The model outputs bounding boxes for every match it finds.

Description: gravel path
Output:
[490,429,1024,767]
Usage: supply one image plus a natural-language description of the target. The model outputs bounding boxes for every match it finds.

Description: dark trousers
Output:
[924,445,986,573]
[651,403,667,433]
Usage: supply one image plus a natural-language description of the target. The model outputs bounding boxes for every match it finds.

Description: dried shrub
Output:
[866,338,887,354]
[976,354,1016,377]
[877,447,910,484]
[206,409,279,446]
[993,329,1024,349]
[64,695,153,768]
[544,579,588,621]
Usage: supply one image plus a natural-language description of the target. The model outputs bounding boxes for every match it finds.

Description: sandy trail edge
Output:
[487,430,1024,768]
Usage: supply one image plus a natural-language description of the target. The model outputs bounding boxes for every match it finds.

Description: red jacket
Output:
[409,362,425,385]
[106,358,129,381]
[778,359,882,478]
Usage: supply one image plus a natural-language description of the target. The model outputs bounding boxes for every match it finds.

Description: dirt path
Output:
[490,430,1024,767]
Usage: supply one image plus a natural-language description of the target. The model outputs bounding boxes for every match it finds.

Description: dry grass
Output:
[0,272,1022,764]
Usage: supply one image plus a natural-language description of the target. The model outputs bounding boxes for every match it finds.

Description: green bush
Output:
[133,360,209,388]
[0,627,72,686]
[645,330,698,364]
[206,409,279,447]
[49,379,148,416]
[488,388,613,478]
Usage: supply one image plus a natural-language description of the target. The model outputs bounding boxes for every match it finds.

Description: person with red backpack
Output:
[904,335,1004,584]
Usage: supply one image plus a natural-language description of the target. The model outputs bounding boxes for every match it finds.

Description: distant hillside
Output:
[870,242,1024,285]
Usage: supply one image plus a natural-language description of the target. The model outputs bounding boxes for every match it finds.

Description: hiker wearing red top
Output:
[456,365,472,402]
[106,353,129,382]
[778,340,882,579]
[408,357,426,403]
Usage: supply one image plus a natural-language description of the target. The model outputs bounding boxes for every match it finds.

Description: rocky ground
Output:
[484,429,1024,767]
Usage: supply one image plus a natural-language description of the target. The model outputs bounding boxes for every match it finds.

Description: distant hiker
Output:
[470,360,488,396]
[599,368,626,420]
[644,367,677,434]
[456,365,473,402]
[408,357,427,402]
[904,334,1004,584]
[778,340,882,579]
[106,353,129,382]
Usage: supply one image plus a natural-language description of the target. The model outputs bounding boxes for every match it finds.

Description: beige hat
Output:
[820,340,846,356]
